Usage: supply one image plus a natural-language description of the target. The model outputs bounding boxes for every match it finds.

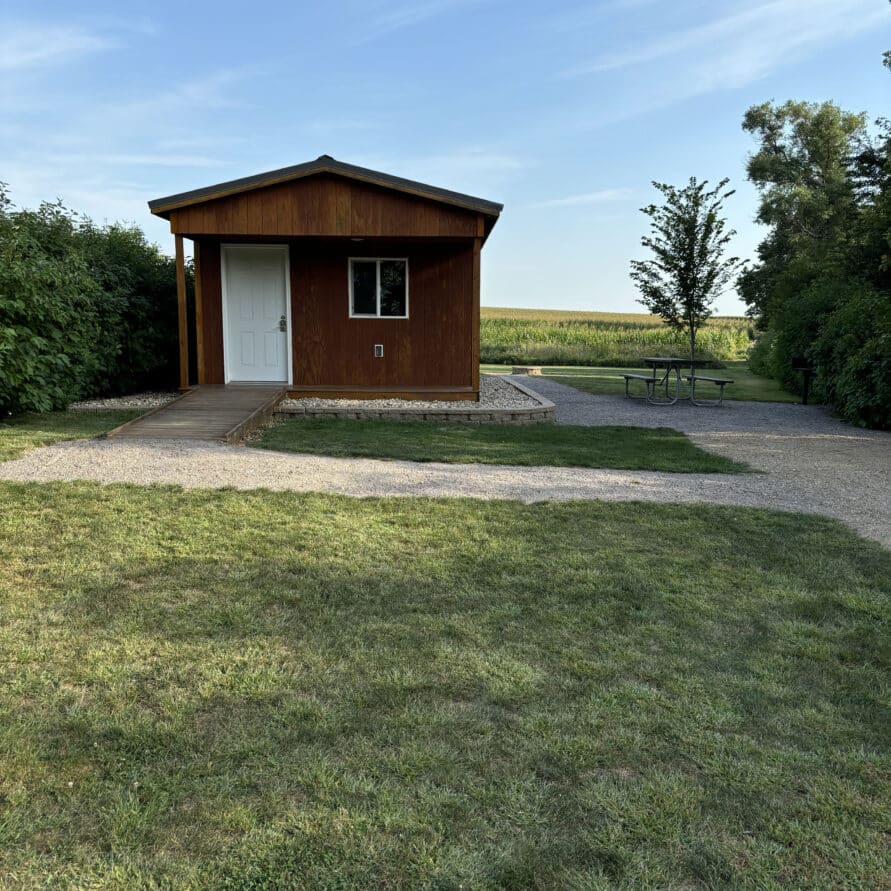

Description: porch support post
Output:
[175,234,189,390]
[471,235,481,397]
[193,239,205,384]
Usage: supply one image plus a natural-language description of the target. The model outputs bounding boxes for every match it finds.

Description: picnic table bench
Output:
[622,373,658,399]
[621,357,734,406]
[683,375,734,407]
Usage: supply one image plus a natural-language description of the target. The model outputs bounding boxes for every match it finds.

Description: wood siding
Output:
[194,238,476,394]
[292,241,474,391]
[171,174,482,239]
[196,241,225,384]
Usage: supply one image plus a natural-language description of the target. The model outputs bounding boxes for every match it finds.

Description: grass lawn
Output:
[1,483,888,888]
[254,418,748,473]
[482,361,798,403]
[0,411,141,462]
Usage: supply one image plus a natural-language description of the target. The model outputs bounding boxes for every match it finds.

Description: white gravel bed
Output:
[278,374,539,412]
[70,392,179,411]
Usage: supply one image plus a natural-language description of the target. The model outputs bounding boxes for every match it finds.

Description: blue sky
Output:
[2,1,889,314]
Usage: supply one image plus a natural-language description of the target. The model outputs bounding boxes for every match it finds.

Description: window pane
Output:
[379,260,407,316]
[351,261,377,315]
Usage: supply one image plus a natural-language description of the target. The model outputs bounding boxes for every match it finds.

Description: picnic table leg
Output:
[690,379,728,407]
[646,365,680,405]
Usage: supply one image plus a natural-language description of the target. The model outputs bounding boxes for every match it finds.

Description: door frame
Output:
[220,243,293,385]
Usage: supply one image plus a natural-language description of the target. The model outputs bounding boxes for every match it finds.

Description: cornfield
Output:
[480,307,754,366]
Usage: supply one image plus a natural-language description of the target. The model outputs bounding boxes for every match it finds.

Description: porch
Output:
[107,384,285,443]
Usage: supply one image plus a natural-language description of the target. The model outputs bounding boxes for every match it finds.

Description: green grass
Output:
[0,483,889,888]
[480,307,754,366]
[0,410,141,462]
[254,418,749,473]
[483,361,798,403]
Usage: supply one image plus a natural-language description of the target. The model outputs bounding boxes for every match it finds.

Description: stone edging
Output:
[273,377,555,425]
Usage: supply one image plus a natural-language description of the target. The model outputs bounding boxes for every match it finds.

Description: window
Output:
[349,258,408,318]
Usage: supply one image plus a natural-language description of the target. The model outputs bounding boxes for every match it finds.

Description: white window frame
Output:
[348,257,409,319]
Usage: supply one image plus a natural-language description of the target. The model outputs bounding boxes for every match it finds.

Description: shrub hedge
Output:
[0,187,183,416]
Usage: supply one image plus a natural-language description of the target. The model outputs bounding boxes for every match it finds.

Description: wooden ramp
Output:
[107,384,286,443]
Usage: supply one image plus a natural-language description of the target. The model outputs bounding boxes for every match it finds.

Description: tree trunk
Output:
[690,327,696,381]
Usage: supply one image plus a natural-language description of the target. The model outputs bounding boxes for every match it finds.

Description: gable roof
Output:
[148,154,504,221]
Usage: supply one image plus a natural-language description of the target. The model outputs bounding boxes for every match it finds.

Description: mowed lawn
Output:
[1,483,888,888]
[255,419,748,473]
[0,411,140,462]
[482,361,798,403]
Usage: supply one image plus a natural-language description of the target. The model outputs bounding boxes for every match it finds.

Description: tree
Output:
[630,178,744,374]
[738,101,866,325]
[740,54,891,429]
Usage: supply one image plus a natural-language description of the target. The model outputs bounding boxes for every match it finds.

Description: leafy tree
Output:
[741,53,891,429]
[738,101,866,326]
[630,178,744,372]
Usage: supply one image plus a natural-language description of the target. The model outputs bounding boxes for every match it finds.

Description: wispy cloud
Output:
[564,0,890,90]
[156,137,251,152]
[45,153,228,168]
[134,68,261,114]
[305,118,381,136]
[378,148,529,192]
[0,25,118,71]
[352,0,487,43]
[548,0,660,31]
[532,188,631,208]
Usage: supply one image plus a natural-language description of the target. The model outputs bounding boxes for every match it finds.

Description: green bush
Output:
[811,285,891,428]
[77,223,179,395]
[0,186,179,415]
[761,279,840,400]
[0,193,104,413]
[749,280,891,428]
[746,329,775,378]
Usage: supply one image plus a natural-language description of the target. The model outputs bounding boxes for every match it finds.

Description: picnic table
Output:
[624,357,733,406]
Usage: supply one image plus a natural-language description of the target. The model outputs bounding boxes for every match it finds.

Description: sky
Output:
[2,1,889,314]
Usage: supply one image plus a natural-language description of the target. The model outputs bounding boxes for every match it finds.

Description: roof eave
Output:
[147,157,503,222]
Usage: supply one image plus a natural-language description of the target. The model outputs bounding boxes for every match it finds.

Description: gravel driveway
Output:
[507,375,891,547]
[1,378,888,548]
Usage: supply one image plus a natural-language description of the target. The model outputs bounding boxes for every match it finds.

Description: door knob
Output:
[278,315,286,332]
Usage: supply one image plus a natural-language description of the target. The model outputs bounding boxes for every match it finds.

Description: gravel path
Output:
[1,377,888,548]
[506,375,891,547]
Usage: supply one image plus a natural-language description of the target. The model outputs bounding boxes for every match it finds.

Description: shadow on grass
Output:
[1,484,889,887]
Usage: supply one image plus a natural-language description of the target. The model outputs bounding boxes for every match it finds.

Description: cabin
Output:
[148,156,502,401]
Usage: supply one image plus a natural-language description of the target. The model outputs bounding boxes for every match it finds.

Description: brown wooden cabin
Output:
[148,155,502,401]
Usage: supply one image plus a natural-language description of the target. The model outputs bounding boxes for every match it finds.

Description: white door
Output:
[223,246,290,382]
